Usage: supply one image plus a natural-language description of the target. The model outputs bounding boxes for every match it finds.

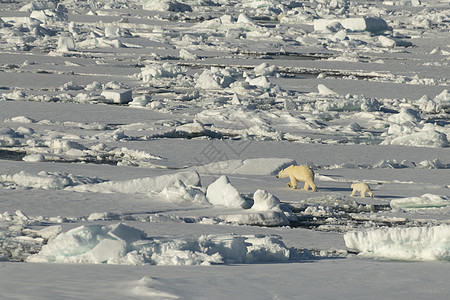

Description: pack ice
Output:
[28,223,292,265]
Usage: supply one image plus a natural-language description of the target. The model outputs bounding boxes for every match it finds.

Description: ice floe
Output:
[314,17,389,33]
[390,194,450,209]
[27,223,292,265]
[344,225,450,261]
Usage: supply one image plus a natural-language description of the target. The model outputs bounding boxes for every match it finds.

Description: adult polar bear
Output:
[276,165,317,192]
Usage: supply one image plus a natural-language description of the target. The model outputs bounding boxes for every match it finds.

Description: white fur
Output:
[351,182,374,198]
[276,165,317,192]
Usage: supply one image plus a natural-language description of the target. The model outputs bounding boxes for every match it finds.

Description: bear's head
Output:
[276,166,291,178]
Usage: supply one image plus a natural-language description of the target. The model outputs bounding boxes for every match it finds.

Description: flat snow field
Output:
[0,0,449,299]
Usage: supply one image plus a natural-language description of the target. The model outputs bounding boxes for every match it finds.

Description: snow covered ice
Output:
[1,0,450,299]
[344,225,450,261]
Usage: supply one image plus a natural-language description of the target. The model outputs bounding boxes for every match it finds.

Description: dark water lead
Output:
[0,149,26,161]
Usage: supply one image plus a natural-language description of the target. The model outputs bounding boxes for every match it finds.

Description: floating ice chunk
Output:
[388,107,421,124]
[45,139,85,151]
[283,99,297,110]
[206,175,249,208]
[8,116,35,124]
[16,126,34,135]
[143,0,192,12]
[231,93,242,105]
[22,154,45,162]
[19,1,56,12]
[314,17,389,33]
[160,179,208,206]
[383,0,422,6]
[195,68,235,89]
[378,36,396,48]
[137,63,184,82]
[101,89,133,104]
[416,90,449,113]
[37,225,62,240]
[104,26,121,38]
[56,36,76,52]
[87,212,120,221]
[237,13,256,25]
[90,239,127,264]
[220,15,233,24]
[433,90,449,110]
[331,29,347,42]
[175,120,205,134]
[77,38,125,49]
[344,225,450,261]
[223,190,296,226]
[0,128,19,147]
[416,95,439,113]
[246,76,272,89]
[129,95,151,108]
[15,210,30,221]
[225,211,290,226]
[1,90,27,101]
[435,90,449,102]
[85,81,102,91]
[251,189,281,211]
[323,21,345,33]
[345,122,361,132]
[179,49,198,60]
[250,189,296,222]
[254,63,276,76]
[390,194,450,209]
[317,84,338,95]
[107,223,146,244]
[418,159,448,169]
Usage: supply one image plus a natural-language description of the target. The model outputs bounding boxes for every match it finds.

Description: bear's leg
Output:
[301,181,308,191]
[360,190,366,198]
[351,189,357,196]
[289,176,298,189]
[309,181,317,192]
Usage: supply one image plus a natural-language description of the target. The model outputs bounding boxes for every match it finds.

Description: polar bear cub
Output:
[351,182,374,198]
[276,165,317,192]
